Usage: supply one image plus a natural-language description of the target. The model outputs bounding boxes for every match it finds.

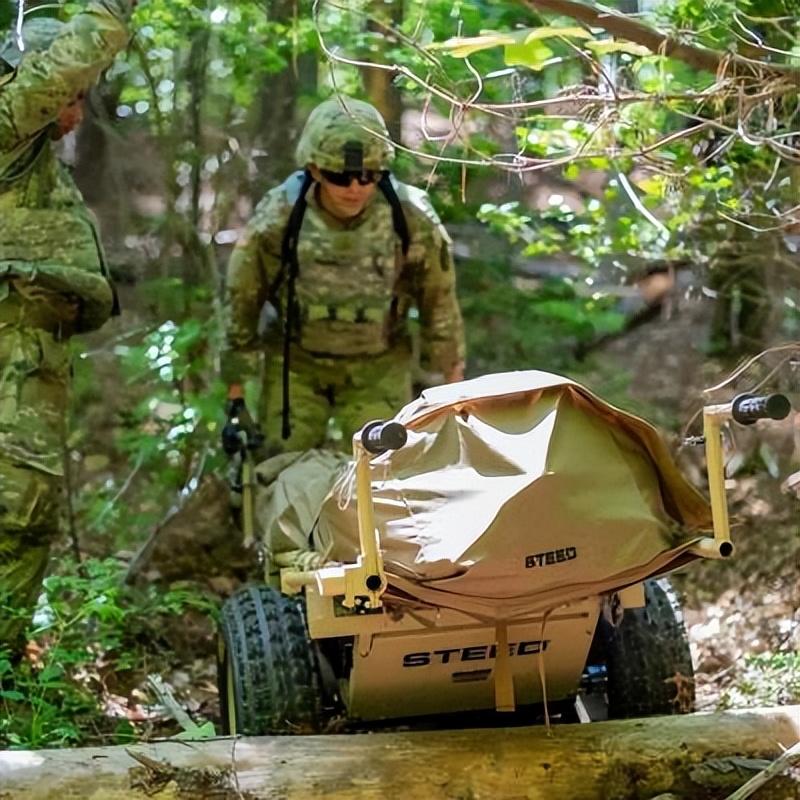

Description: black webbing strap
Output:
[279,168,314,440]
[377,171,410,256]
[278,169,409,440]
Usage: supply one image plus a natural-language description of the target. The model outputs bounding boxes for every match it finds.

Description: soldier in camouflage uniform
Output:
[222,97,465,452]
[707,221,785,356]
[0,2,132,653]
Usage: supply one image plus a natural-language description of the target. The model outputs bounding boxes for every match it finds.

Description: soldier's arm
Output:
[221,199,284,396]
[0,2,131,148]
[413,216,466,384]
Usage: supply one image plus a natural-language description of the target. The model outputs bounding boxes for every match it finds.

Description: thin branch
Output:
[616,169,670,236]
[732,13,800,59]
[722,740,800,800]
[703,343,800,395]
[91,452,145,531]
[717,211,790,233]
[123,446,210,585]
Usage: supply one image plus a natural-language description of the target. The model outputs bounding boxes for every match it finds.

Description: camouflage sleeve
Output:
[408,209,465,381]
[220,193,286,386]
[0,2,130,149]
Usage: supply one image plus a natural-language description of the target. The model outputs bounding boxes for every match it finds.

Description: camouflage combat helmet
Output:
[0,17,65,69]
[295,97,395,172]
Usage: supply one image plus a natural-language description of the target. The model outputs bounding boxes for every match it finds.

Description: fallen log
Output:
[1,705,798,800]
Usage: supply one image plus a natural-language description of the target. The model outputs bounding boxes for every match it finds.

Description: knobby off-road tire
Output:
[217,585,323,734]
[602,578,695,719]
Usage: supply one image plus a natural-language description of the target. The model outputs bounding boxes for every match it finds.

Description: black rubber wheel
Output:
[600,578,695,718]
[217,585,323,734]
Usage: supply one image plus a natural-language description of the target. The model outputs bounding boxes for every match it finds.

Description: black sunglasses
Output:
[319,168,380,187]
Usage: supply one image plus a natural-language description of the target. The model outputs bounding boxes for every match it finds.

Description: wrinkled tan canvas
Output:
[254,449,350,556]
[311,370,712,619]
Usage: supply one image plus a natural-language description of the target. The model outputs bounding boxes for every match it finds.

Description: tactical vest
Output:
[274,169,410,357]
[272,169,411,438]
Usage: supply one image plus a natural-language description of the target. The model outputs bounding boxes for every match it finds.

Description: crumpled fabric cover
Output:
[254,449,350,556]
[310,370,713,619]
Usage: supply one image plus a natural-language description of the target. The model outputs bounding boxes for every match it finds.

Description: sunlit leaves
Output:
[585,39,651,57]
[433,25,653,69]
[504,38,555,70]
[433,26,591,58]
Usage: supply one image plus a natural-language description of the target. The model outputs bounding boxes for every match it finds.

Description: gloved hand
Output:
[221,420,244,456]
[221,397,263,455]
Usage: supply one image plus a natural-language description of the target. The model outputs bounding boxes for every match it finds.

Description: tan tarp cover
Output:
[254,449,350,556]
[257,371,713,619]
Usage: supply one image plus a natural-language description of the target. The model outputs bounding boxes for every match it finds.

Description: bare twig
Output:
[722,740,800,800]
[702,343,800,395]
[123,446,210,584]
[90,452,145,531]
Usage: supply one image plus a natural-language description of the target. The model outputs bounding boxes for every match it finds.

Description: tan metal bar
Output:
[702,404,733,555]
[494,621,516,712]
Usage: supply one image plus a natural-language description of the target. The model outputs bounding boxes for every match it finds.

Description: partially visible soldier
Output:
[0,1,134,655]
[222,96,465,453]
[707,221,787,357]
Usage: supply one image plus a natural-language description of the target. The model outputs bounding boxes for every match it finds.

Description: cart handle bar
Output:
[361,420,408,455]
[731,393,791,426]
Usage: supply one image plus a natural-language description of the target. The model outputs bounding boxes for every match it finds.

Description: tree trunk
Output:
[1,706,798,799]
[363,0,403,142]
[250,0,316,195]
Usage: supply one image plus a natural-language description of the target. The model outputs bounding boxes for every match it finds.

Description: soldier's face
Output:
[54,99,85,139]
[311,165,377,220]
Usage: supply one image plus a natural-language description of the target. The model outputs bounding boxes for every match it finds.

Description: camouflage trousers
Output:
[260,344,413,453]
[0,322,69,654]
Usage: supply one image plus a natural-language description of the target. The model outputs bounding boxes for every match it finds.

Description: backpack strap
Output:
[377,171,410,256]
[279,168,314,440]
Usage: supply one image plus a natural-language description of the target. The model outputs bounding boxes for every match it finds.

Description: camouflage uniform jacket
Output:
[224,171,465,382]
[0,2,130,332]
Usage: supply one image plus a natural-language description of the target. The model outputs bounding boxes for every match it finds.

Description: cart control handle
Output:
[731,393,791,425]
[361,420,408,454]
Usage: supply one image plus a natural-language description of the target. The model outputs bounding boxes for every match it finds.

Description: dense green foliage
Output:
[1,558,216,747]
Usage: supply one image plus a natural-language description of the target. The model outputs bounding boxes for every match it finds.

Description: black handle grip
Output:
[361,420,407,454]
[731,393,791,425]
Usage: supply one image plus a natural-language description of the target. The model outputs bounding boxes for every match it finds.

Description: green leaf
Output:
[522,26,592,42]
[0,690,25,701]
[175,720,216,739]
[433,31,516,58]
[504,40,554,70]
[634,175,666,197]
[38,664,64,683]
[434,26,591,58]
[586,39,651,57]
